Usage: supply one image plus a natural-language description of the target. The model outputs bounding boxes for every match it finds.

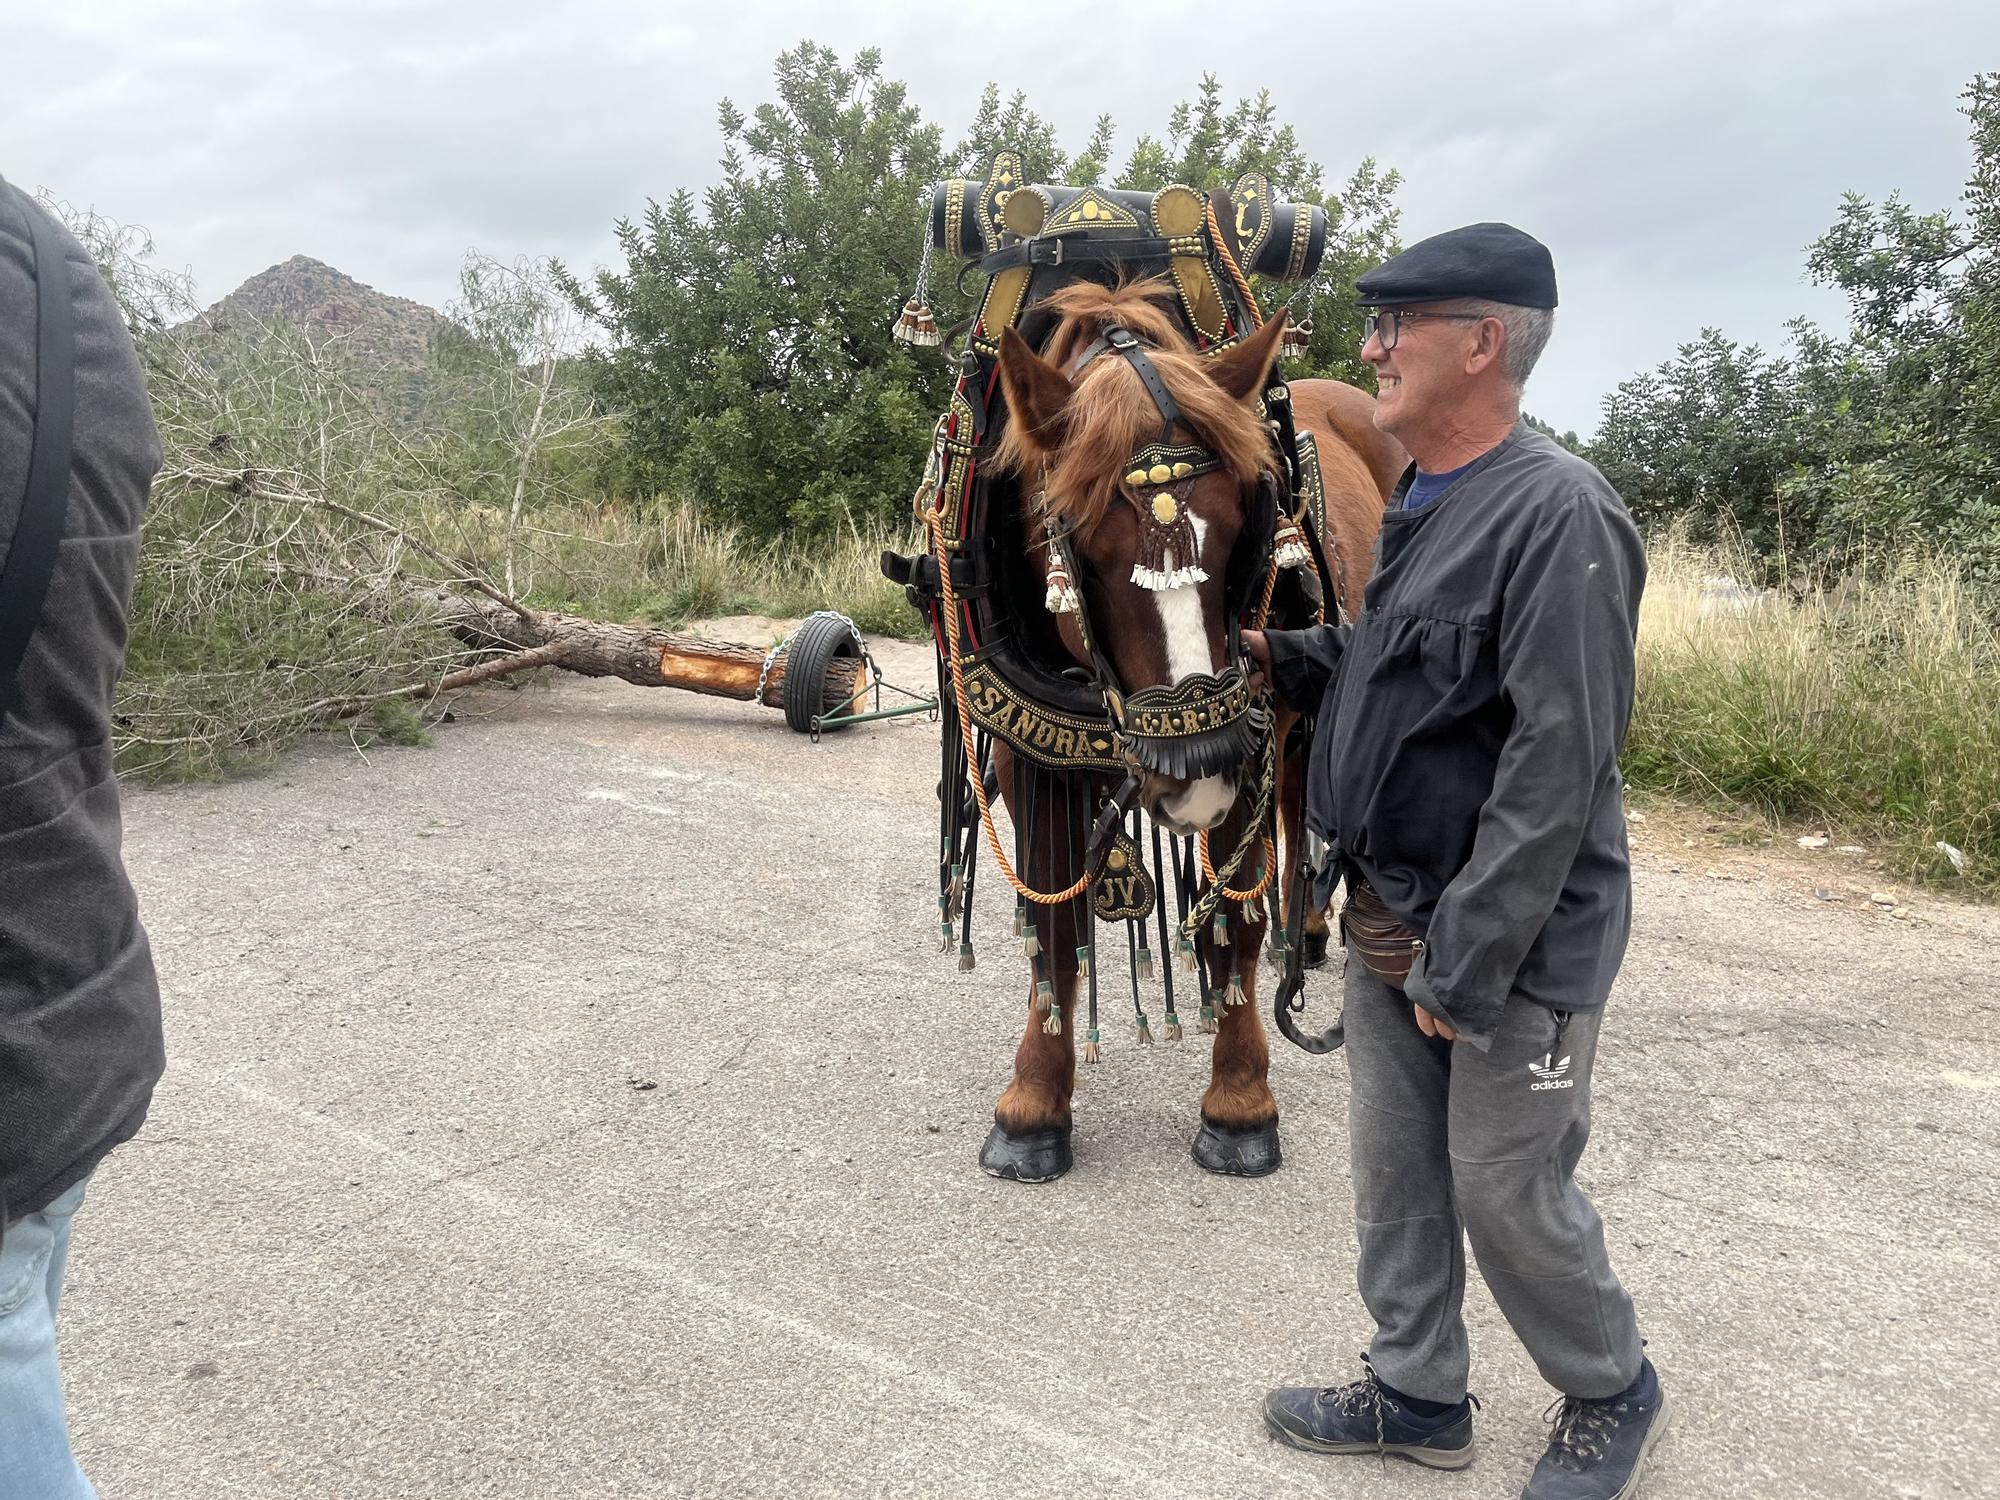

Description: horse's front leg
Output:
[980,746,1087,1183]
[1191,850,1283,1178]
[981,923,1082,1182]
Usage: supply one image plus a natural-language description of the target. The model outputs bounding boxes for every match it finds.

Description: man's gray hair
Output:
[1452,299,1554,390]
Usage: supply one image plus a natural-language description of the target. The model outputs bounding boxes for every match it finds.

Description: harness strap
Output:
[1074,326,1179,443]
[0,182,76,724]
[977,236,1186,273]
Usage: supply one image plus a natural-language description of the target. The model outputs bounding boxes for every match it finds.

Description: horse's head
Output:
[994,280,1291,835]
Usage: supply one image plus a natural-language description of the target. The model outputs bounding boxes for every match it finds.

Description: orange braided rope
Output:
[1207,199,1263,331]
[1196,200,1304,903]
[927,505,1093,906]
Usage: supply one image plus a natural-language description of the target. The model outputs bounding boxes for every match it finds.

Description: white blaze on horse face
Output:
[1148,514,1234,830]
[1151,515,1218,685]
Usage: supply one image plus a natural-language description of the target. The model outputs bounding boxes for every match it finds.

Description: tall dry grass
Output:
[490,498,924,642]
[1627,535,2000,894]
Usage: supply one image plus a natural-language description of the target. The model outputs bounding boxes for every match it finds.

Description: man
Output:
[1,178,166,1498]
[1244,224,1667,1500]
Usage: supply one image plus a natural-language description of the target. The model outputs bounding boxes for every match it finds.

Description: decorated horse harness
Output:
[882,152,1349,1056]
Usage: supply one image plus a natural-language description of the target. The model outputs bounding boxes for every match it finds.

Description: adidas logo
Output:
[1529,1053,1575,1091]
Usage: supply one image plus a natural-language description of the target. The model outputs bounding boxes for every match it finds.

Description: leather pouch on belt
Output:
[1339,880,1425,988]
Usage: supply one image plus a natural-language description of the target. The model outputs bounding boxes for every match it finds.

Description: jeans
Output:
[0,1175,95,1500]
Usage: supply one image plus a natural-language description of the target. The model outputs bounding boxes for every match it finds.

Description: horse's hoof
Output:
[1192,1118,1282,1177]
[979,1124,1072,1183]
[1299,930,1330,970]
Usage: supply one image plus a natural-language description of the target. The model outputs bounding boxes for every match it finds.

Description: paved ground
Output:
[60,631,2000,1499]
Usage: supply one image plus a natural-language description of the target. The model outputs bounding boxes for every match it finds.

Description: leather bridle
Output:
[1043,323,1276,788]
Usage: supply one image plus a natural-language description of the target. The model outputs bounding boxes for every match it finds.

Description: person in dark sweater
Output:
[1246,224,1669,1500]
[0,179,165,1499]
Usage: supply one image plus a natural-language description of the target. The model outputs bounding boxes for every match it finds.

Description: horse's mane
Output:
[994,279,1273,538]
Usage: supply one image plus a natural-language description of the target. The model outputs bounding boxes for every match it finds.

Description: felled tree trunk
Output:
[434,594,869,712]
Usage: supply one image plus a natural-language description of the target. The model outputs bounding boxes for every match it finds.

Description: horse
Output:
[956,276,1404,1181]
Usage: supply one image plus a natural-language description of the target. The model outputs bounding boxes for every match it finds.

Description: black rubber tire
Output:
[782,612,863,735]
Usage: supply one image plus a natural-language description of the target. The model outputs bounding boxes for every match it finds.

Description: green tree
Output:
[1590,328,1814,561]
[1116,76,1402,385]
[1588,73,2000,601]
[557,43,949,538]
[562,45,1404,541]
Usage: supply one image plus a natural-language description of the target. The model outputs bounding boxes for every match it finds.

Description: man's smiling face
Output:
[1361,303,1479,440]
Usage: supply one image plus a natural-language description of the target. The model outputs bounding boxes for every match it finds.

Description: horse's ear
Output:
[996,326,1074,454]
[1206,310,1291,403]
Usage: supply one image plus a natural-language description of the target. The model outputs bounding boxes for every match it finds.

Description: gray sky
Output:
[7,0,1996,436]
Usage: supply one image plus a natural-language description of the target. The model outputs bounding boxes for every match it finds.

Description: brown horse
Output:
[973,278,1404,1181]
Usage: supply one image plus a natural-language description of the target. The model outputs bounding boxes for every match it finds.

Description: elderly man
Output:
[1244,224,1667,1500]
[1,179,166,1498]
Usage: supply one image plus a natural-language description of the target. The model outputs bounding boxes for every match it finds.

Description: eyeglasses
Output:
[1362,309,1488,352]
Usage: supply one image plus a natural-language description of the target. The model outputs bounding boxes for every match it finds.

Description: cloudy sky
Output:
[7,1,1997,435]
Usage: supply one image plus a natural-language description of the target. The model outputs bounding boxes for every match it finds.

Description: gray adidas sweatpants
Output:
[1342,944,1644,1403]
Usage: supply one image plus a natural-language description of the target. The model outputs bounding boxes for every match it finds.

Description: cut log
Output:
[433,595,869,712]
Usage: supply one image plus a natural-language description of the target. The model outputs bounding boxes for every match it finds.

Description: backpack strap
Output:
[0,180,76,722]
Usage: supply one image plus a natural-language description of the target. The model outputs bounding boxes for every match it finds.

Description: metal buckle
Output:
[1106,326,1138,350]
[1304,830,1332,874]
[1030,237,1065,266]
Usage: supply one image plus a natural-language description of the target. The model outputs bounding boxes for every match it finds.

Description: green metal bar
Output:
[815,700,938,730]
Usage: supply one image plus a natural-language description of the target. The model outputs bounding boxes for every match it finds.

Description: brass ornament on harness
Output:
[1128,478,1204,591]
[1114,668,1265,782]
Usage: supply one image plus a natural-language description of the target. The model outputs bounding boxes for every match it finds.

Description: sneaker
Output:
[1263,1355,1479,1469]
[1522,1358,1672,1500]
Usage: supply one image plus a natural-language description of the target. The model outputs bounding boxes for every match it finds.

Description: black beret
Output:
[1354,222,1557,309]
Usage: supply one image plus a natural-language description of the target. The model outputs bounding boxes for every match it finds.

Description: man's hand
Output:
[1413,1004,1458,1042]
[1241,628,1272,676]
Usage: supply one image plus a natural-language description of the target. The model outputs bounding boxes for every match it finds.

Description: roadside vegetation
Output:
[39,46,1998,898]
[1629,536,1998,895]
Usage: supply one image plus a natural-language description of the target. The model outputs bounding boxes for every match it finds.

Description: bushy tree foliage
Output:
[561,46,1402,540]
[1591,74,2000,600]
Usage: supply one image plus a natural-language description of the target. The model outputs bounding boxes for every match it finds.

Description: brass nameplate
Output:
[1093,832,1157,922]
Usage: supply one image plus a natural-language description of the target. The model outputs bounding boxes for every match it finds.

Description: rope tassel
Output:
[1130,481,1207,592]
[1272,512,1312,571]
[892,298,942,346]
[1225,973,1247,1008]
[1280,312,1313,361]
[1084,1028,1101,1065]
[1199,1002,1218,1034]
[1164,1010,1184,1042]
[1043,543,1080,615]
[958,940,976,972]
